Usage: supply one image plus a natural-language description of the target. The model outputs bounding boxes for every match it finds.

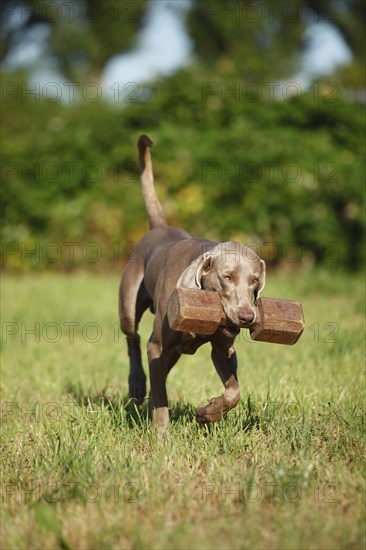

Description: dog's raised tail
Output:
[138,135,168,229]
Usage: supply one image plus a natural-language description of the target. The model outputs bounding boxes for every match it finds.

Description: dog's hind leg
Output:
[147,340,182,433]
[119,261,152,404]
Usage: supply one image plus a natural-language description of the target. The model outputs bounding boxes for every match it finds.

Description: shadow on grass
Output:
[65,382,196,429]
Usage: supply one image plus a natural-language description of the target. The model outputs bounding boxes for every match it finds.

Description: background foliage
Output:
[1,0,365,271]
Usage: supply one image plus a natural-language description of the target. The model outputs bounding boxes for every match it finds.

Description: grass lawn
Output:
[1,270,365,549]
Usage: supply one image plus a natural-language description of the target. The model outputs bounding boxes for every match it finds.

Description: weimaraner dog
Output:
[119,135,266,433]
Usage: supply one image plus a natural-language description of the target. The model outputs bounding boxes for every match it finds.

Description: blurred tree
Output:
[187,0,365,84]
[307,0,365,88]
[1,0,148,82]
[187,0,305,80]
[306,0,365,63]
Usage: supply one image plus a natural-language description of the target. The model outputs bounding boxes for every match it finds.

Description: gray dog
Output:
[119,135,266,433]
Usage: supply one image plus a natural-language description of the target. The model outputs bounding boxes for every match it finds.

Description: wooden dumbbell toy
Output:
[167,288,305,345]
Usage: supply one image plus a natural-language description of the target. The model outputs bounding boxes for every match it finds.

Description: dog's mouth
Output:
[219,323,241,338]
[219,316,255,336]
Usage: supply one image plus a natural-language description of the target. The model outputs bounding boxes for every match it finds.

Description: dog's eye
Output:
[223,275,232,282]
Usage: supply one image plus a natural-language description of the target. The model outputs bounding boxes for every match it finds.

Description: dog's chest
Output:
[176,332,211,355]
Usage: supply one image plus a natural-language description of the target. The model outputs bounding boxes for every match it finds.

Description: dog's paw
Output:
[128,374,146,405]
[196,396,228,424]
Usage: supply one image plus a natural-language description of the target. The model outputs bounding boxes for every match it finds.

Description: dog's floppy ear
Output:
[177,252,213,289]
[256,259,266,298]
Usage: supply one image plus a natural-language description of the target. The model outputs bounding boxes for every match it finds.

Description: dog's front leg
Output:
[196,345,240,423]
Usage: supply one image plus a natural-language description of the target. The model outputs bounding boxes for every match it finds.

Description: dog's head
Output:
[177,242,265,337]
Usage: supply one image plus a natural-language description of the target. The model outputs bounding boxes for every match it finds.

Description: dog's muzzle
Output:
[219,305,255,337]
[238,308,255,328]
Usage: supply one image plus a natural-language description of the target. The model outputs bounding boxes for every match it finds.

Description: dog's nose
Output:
[238,310,255,325]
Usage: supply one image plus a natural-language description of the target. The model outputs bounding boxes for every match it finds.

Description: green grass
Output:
[1,270,365,550]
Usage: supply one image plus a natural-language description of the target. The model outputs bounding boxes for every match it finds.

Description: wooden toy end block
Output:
[167,288,225,334]
[250,297,305,345]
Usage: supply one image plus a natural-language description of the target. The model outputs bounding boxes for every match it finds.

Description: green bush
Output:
[1,70,364,271]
